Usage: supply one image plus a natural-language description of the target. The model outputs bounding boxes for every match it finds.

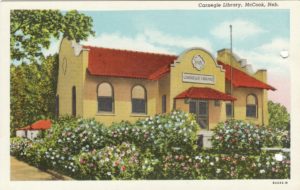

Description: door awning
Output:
[175,87,236,101]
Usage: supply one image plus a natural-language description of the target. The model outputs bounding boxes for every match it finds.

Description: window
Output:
[226,102,233,117]
[56,95,59,118]
[72,86,76,116]
[132,85,147,114]
[162,95,167,113]
[246,94,258,118]
[97,82,114,112]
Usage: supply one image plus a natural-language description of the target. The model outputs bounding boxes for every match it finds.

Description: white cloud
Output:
[143,29,213,52]
[211,19,266,40]
[81,29,213,55]
[82,32,175,55]
[234,38,290,75]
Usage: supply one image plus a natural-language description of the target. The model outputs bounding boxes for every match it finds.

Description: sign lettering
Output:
[182,73,215,84]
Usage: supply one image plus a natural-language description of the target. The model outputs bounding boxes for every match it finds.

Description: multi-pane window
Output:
[72,86,76,116]
[132,85,147,114]
[226,102,233,117]
[162,95,167,113]
[246,94,258,118]
[97,82,114,112]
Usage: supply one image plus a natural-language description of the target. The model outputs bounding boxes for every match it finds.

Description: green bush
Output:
[268,101,290,131]
[74,142,161,180]
[211,120,268,154]
[10,112,290,179]
[107,111,199,157]
[211,120,290,154]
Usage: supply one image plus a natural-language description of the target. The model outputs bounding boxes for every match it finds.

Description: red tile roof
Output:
[84,46,177,80]
[17,119,52,131]
[218,61,276,91]
[175,87,236,101]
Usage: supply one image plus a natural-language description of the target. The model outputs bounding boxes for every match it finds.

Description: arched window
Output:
[246,94,258,118]
[97,82,114,112]
[56,95,59,118]
[132,85,147,114]
[72,86,76,116]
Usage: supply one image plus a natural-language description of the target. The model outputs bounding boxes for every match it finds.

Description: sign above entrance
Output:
[182,73,215,84]
[192,55,205,71]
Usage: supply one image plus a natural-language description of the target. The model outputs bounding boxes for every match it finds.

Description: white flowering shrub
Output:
[10,137,48,168]
[107,111,199,157]
[41,117,108,174]
[195,151,289,179]
[74,142,160,180]
[211,120,269,154]
[10,114,290,179]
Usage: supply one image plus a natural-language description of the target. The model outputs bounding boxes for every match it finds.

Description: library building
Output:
[56,38,275,130]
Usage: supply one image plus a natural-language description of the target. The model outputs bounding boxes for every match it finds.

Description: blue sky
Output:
[44,9,290,110]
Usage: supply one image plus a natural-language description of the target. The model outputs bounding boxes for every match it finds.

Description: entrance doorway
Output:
[189,100,209,129]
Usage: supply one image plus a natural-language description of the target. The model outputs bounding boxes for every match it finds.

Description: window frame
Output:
[56,95,59,118]
[131,84,147,114]
[162,95,167,113]
[246,94,258,118]
[226,102,234,118]
[97,82,114,113]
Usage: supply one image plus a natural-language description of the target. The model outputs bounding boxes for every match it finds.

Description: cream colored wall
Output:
[83,75,159,125]
[170,48,226,111]
[208,101,226,129]
[157,74,171,114]
[232,87,265,125]
[218,49,269,126]
[170,48,226,130]
[57,38,88,117]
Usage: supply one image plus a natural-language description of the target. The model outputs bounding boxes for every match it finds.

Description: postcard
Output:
[0,1,300,190]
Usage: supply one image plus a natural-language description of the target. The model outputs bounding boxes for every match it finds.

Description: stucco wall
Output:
[232,87,264,125]
[83,75,159,125]
[57,38,88,117]
[158,74,171,114]
[170,48,226,111]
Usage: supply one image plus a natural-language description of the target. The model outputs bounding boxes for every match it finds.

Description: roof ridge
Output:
[83,45,178,58]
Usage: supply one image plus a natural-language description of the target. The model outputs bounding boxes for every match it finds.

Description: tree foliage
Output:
[10,55,59,136]
[10,10,95,136]
[268,101,290,130]
[10,10,95,63]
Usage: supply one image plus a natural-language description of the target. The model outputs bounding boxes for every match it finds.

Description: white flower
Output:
[216,169,221,173]
[274,153,284,161]
[107,172,111,176]
[195,156,201,160]
[210,162,214,166]
[259,169,265,174]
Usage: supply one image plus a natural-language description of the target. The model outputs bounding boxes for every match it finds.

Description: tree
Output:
[10,10,95,136]
[10,10,95,63]
[268,101,290,130]
[10,55,59,136]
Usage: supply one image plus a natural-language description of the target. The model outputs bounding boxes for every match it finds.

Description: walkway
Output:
[11,157,72,180]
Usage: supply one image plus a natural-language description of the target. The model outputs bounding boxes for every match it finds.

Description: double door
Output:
[189,100,209,129]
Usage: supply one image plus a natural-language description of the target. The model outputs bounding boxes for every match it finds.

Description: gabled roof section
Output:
[17,119,52,131]
[217,61,276,91]
[84,46,177,80]
[175,87,236,101]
